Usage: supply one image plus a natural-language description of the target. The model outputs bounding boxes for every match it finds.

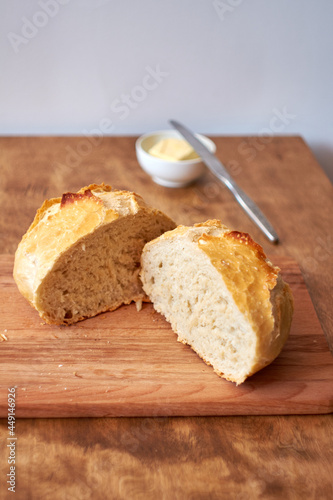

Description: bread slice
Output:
[140,220,294,384]
[13,183,176,325]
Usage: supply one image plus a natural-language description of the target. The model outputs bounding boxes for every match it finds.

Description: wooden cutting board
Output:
[0,255,332,417]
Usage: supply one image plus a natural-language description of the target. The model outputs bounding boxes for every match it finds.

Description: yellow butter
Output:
[148,138,199,161]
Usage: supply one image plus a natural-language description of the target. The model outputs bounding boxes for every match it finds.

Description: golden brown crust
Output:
[25,197,61,234]
[144,219,228,246]
[193,219,226,229]
[225,230,266,257]
[60,189,98,208]
[210,230,280,290]
[77,182,112,194]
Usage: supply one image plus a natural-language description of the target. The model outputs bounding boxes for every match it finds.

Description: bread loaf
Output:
[140,220,294,384]
[13,183,176,325]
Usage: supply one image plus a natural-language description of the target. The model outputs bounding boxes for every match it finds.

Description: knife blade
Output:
[169,120,279,244]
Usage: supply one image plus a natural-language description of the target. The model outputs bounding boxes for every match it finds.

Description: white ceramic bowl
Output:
[135,130,216,187]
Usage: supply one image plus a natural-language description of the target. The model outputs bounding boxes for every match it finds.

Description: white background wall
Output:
[1,0,332,181]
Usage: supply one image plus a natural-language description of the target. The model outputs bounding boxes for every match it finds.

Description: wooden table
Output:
[0,136,332,499]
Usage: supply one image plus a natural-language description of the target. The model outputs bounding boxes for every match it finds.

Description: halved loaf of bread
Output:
[140,220,294,384]
[13,183,176,325]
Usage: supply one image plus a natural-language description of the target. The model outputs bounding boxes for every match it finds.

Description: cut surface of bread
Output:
[13,183,176,325]
[140,220,294,384]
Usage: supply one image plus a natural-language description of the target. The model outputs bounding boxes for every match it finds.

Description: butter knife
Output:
[169,120,279,244]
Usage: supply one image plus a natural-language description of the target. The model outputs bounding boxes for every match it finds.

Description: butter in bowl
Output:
[135,130,216,187]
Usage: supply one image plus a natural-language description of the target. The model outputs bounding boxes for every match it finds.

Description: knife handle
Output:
[224,179,279,244]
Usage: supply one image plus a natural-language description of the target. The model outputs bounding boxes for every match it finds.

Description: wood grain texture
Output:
[0,136,332,352]
[0,254,332,418]
[0,415,332,500]
[0,136,332,499]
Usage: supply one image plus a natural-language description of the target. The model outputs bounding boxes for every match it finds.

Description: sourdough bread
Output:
[140,220,294,384]
[13,183,176,325]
